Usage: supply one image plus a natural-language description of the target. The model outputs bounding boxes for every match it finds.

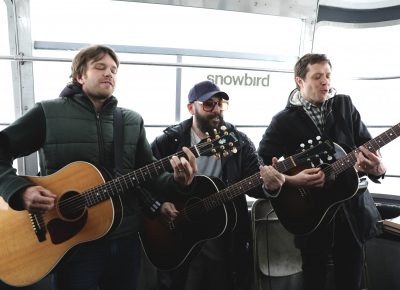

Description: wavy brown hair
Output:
[70,45,119,85]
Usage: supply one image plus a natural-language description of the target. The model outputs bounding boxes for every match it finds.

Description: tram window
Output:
[180,56,294,126]
[0,1,8,55]
[314,23,400,196]
[29,0,301,127]
[30,0,302,56]
[0,61,14,125]
[314,24,400,77]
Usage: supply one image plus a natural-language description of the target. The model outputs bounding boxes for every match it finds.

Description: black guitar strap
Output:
[113,107,162,215]
[113,107,124,177]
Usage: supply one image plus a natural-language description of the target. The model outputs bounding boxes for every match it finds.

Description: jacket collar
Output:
[287,88,337,107]
[58,83,118,109]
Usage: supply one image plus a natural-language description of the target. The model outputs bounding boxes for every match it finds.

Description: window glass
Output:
[0,60,14,125]
[180,56,294,126]
[30,0,302,56]
[314,24,400,77]
[314,23,400,196]
[0,1,9,55]
[332,79,400,126]
[32,54,179,125]
[30,1,300,127]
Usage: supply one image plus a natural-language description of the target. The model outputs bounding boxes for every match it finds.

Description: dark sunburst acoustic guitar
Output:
[271,122,400,236]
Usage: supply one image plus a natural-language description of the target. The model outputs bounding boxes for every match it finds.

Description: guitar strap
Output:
[113,107,124,177]
[113,107,162,215]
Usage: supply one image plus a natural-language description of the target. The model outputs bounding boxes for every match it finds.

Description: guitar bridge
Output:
[29,213,47,242]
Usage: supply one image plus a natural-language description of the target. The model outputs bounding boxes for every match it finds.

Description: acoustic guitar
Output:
[271,122,400,236]
[139,139,334,270]
[0,127,238,287]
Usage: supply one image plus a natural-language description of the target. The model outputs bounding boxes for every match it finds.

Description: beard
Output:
[195,111,224,134]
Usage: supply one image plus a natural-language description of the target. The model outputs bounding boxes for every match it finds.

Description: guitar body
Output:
[272,143,365,236]
[140,175,237,270]
[0,161,121,287]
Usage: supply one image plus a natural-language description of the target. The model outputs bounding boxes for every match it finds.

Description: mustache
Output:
[207,112,222,120]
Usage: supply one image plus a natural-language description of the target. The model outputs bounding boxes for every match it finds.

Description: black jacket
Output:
[151,118,265,290]
[258,89,382,247]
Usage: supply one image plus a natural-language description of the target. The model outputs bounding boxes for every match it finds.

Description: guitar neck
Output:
[200,156,298,212]
[330,122,400,176]
[83,143,210,207]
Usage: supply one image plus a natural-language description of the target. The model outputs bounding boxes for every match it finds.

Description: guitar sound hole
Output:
[58,191,86,220]
[185,197,205,222]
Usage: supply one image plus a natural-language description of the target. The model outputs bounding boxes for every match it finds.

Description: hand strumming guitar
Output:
[20,185,56,214]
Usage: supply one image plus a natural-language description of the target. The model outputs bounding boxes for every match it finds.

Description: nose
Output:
[211,102,223,112]
[321,75,329,84]
[104,68,113,78]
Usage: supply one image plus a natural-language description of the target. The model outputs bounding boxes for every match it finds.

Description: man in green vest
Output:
[0,44,197,290]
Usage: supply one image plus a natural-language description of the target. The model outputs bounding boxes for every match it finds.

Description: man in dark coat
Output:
[258,53,386,290]
[151,80,284,290]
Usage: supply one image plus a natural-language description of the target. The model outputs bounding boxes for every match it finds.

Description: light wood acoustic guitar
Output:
[0,127,238,287]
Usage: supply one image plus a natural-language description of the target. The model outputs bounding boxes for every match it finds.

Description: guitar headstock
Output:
[201,126,240,160]
[295,138,335,167]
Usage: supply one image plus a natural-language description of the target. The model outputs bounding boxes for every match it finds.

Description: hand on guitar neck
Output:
[170,146,198,188]
[259,157,286,192]
[354,145,386,177]
[18,146,197,216]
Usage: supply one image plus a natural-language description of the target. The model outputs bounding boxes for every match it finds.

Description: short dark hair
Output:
[294,53,332,81]
[70,45,119,85]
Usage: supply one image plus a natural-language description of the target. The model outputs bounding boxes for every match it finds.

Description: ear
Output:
[295,76,304,89]
[187,103,195,115]
[76,74,85,85]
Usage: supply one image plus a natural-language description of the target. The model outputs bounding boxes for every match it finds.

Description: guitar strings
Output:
[178,147,328,219]
[54,141,220,215]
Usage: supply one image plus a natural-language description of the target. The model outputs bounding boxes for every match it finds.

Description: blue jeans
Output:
[51,235,141,290]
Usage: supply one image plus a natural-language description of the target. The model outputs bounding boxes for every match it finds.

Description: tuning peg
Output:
[231,147,238,154]
[220,125,227,131]
[300,143,305,148]
[213,129,220,140]
[316,136,321,141]
[327,155,333,161]
[223,150,229,157]
[205,132,211,143]
[214,153,221,160]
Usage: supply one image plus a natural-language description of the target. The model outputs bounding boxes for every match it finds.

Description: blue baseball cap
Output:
[188,81,229,103]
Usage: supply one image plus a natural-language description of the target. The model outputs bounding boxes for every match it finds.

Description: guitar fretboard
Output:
[83,143,207,207]
[201,153,298,211]
[328,123,400,176]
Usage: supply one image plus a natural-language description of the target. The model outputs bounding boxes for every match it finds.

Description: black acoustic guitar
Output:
[139,140,334,270]
[271,122,400,236]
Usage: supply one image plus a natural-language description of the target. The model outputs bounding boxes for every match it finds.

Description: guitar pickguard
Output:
[47,212,88,244]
